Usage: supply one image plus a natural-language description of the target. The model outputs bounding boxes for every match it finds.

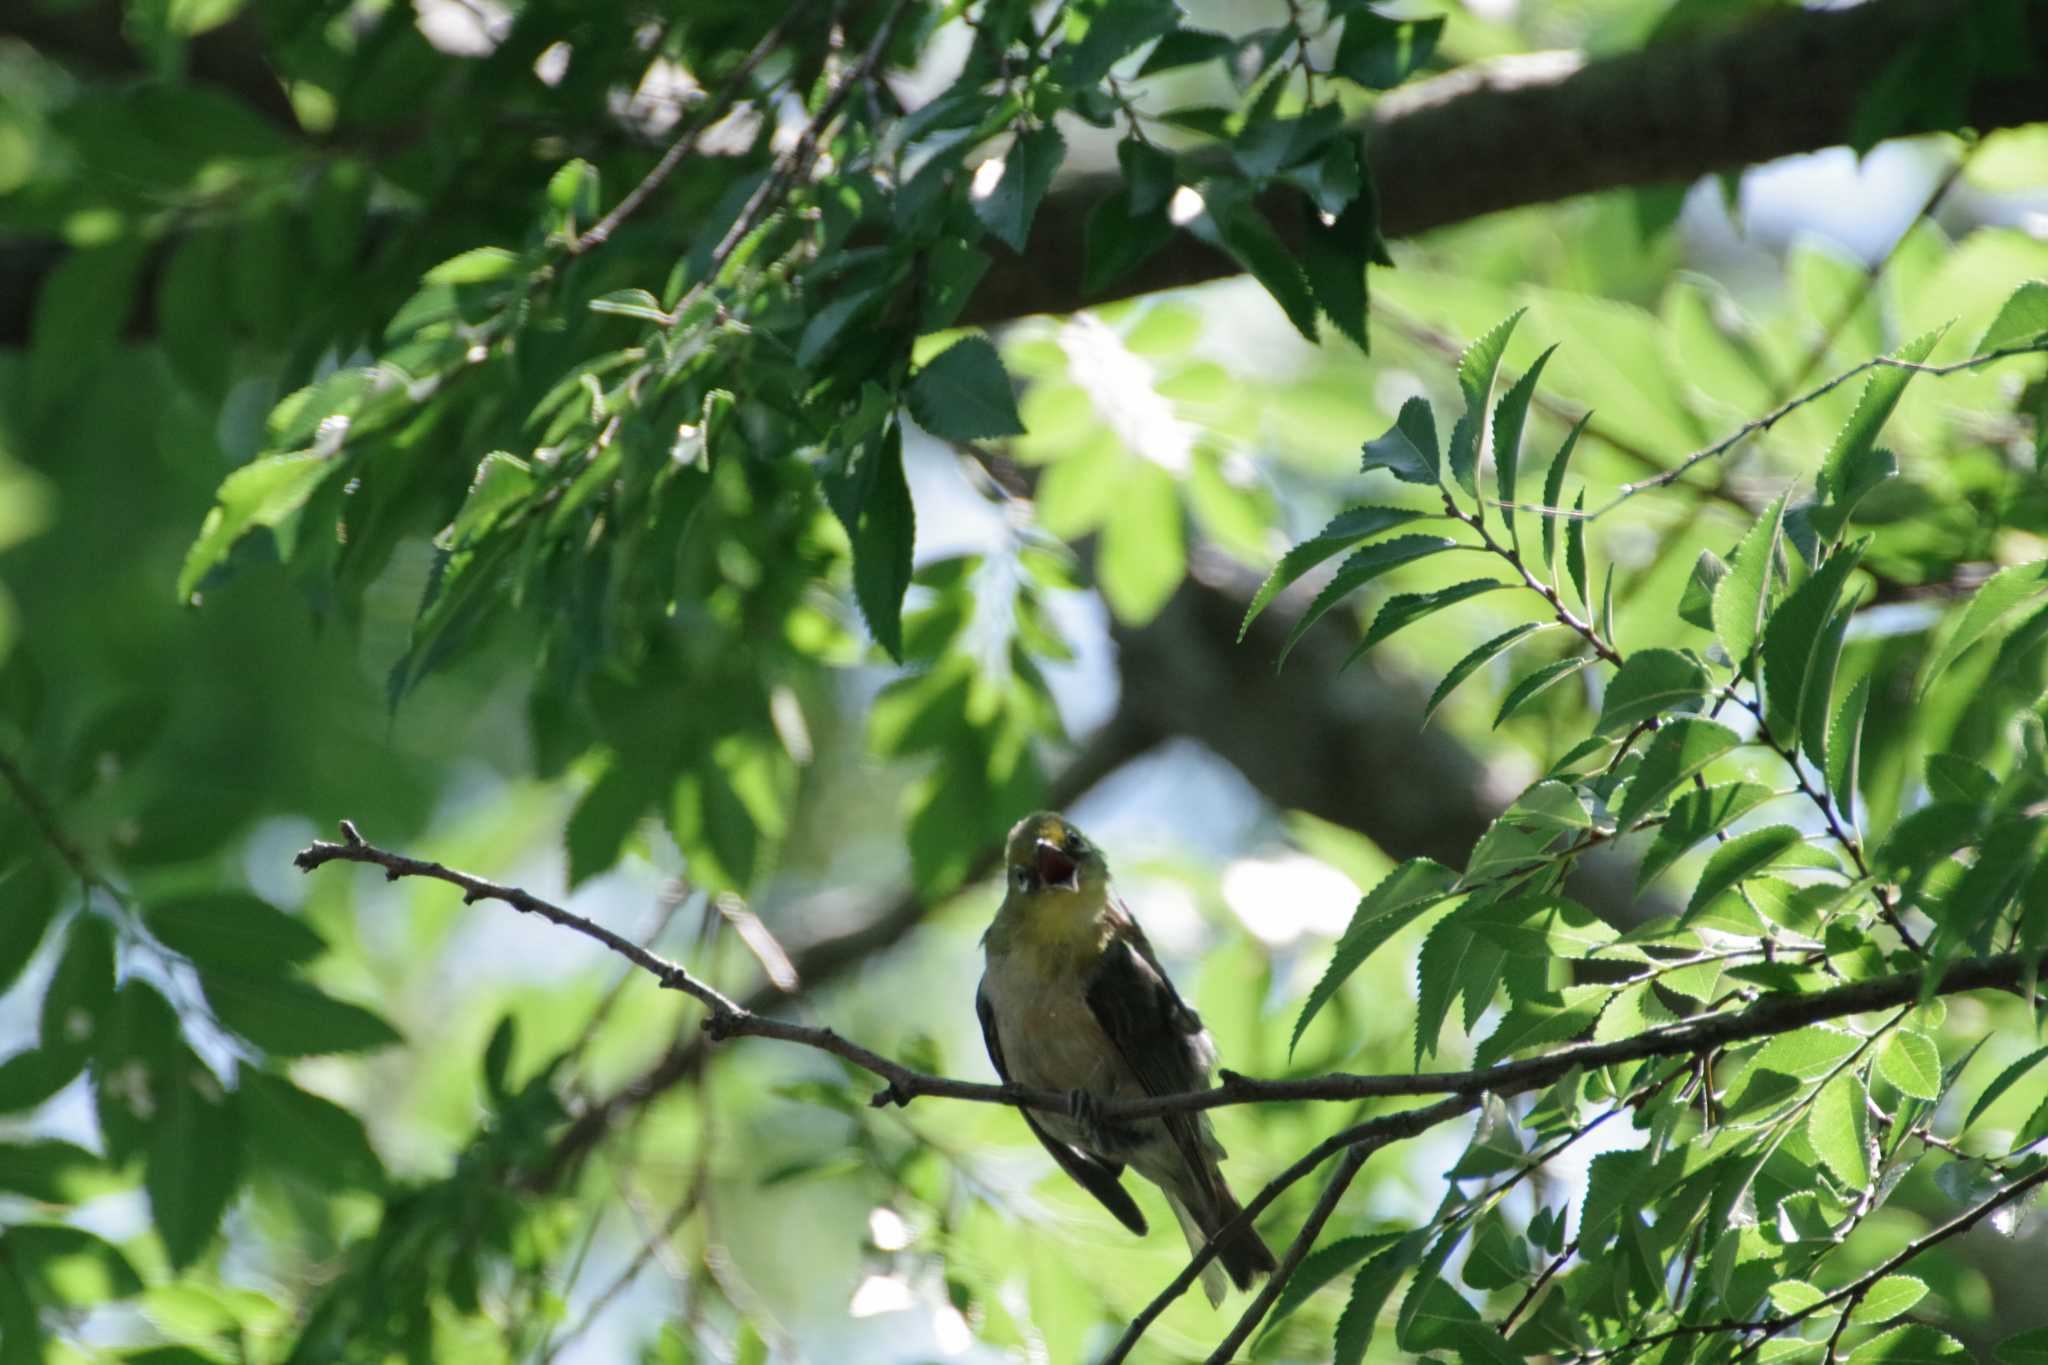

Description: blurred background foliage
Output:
[0,0,2046,1361]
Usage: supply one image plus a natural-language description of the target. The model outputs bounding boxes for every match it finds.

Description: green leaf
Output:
[1423,622,1553,723]
[974,125,1066,252]
[1473,986,1608,1067]
[1114,139,1179,215]
[1334,1242,1416,1365]
[1978,280,2048,354]
[1360,396,1441,485]
[1596,648,1710,735]
[1096,460,1184,626]
[41,914,114,1054]
[27,241,147,420]
[1566,489,1590,610]
[1468,895,1615,957]
[1637,781,1775,892]
[1918,560,2048,698]
[1877,1031,1942,1101]
[1998,1327,2048,1364]
[1082,188,1176,295]
[1849,1324,1970,1362]
[1138,27,1235,75]
[1506,779,1594,832]
[1341,580,1505,669]
[1685,825,1805,920]
[0,861,59,1000]
[144,894,324,974]
[0,1140,115,1204]
[1279,535,1457,667]
[1448,309,1526,500]
[1827,674,1872,818]
[1263,1233,1402,1336]
[1761,542,1864,745]
[1540,414,1590,579]
[1302,188,1376,349]
[1415,902,1506,1063]
[1491,344,1557,537]
[1055,0,1178,85]
[1965,1045,2048,1131]
[825,418,918,659]
[1810,1070,1871,1188]
[198,968,403,1057]
[1292,859,1459,1055]
[1495,655,1594,728]
[1331,12,1445,89]
[1808,445,1898,543]
[1615,717,1743,829]
[423,246,522,285]
[1713,492,1789,671]
[1461,1214,1531,1291]
[179,454,343,600]
[237,1070,384,1191]
[6,1224,142,1306]
[588,287,669,324]
[1768,1279,1827,1314]
[1818,331,1941,540]
[449,452,534,546]
[1926,753,1999,806]
[1679,550,1730,631]
[1241,506,1428,637]
[1209,196,1319,343]
[907,337,1025,441]
[1753,1026,1861,1081]
[1853,1276,1928,1326]
[1799,603,1854,770]
[147,1062,242,1268]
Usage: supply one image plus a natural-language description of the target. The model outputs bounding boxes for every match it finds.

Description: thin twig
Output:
[1200,1142,1373,1364]
[1097,1095,1479,1365]
[1570,1158,2048,1362]
[0,747,121,903]
[290,823,2048,1126]
[571,11,800,252]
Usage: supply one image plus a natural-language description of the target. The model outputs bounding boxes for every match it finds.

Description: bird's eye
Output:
[1011,866,1031,891]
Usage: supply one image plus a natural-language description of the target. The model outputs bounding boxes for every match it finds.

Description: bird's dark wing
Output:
[977,981,1148,1236]
[1083,914,1224,1200]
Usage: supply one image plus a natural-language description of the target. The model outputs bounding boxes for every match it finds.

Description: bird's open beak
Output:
[1034,839,1080,892]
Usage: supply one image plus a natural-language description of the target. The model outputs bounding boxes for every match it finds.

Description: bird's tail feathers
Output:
[1166,1180,1277,1306]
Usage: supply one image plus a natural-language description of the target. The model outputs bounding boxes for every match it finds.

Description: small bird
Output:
[977,811,1275,1305]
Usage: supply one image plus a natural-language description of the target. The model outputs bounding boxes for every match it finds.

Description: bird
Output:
[976,810,1276,1306]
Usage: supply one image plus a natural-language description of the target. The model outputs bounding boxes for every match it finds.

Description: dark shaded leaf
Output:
[1241,505,1428,637]
[1342,580,1505,669]
[1423,622,1554,724]
[1360,395,1440,485]
[974,126,1065,252]
[1279,535,1458,667]
[1495,655,1594,728]
[907,337,1024,441]
[1447,309,1525,499]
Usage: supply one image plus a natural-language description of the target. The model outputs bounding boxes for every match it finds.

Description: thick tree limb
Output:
[962,0,2048,324]
[7,0,2047,347]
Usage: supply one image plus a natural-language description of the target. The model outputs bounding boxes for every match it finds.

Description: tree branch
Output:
[1570,1157,2048,1362]
[959,0,2048,325]
[1098,1095,1480,1365]
[293,820,2048,1124]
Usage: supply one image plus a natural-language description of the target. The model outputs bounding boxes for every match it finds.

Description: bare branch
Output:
[295,820,2048,1125]
[1098,1095,1481,1365]
[0,746,123,904]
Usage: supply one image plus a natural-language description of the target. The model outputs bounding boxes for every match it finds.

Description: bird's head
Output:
[1002,811,1109,906]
